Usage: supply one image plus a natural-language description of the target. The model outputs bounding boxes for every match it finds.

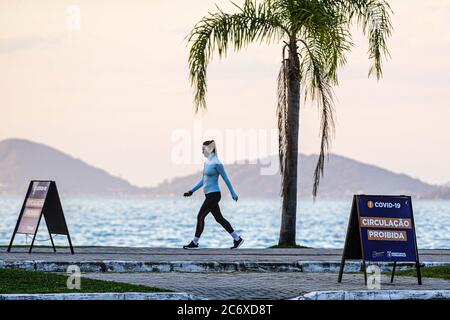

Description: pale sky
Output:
[1,0,449,187]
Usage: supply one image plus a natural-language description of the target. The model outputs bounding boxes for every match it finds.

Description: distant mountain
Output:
[150,154,444,199]
[0,138,447,199]
[427,183,450,199]
[0,139,142,195]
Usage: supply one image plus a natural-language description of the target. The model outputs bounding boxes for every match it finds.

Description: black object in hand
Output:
[184,191,193,197]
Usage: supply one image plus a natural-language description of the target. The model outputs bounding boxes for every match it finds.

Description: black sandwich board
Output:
[7,181,74,254]
[338,195,421,285]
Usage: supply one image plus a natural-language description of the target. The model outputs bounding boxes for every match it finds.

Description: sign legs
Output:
[29,232,37,254]
[416,261,422,285]
[28,212,44,254]
[390,261,397,283]
[391,261,421,285]
[338,258,345,283]
[7,233,16,253]
[338,259,368,285]
[362,260,367,285]
[67,233,75,254]
[48,233,56,253]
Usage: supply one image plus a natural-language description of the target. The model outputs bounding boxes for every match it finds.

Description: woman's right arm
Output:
[185,165,204,197]
[191,178,204,193]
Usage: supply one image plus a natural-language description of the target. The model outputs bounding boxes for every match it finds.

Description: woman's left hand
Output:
[232,194,238,202]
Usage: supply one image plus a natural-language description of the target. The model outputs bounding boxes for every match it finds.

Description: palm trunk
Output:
[278,39,300,246]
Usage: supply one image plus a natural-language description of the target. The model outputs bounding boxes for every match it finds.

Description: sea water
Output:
[0,196,449,249]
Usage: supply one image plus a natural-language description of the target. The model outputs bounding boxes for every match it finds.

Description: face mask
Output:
[203,141,216,158]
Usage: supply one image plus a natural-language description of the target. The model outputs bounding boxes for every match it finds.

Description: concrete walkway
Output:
[82,272,450,300]
[2,247,450,300]
[2,247,450,263]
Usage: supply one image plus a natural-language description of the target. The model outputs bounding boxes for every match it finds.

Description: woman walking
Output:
[183,140,243,249]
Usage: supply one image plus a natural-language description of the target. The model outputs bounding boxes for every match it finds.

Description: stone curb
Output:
[295,290,450,300]
[0,292,198,300]
[1,260,449,273]
[299,261,450,273]
[0,260,302,273]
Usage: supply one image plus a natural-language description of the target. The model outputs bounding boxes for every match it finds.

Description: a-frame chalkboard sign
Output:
[338,195,421,285]
[7,181,74,254]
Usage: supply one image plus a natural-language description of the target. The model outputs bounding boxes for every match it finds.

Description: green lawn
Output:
[394,266,450,281]
[0,269,170,294]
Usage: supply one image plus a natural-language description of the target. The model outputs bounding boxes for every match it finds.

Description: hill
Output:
[0,139,141,195]
[0,138,446,199]
[150,154,441,199]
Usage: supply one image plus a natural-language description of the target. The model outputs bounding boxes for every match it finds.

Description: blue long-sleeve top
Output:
[191,153,237,198]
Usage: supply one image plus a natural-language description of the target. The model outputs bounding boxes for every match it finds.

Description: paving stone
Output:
[82,272,450,300]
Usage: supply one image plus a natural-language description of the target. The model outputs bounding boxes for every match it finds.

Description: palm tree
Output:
[187,0,392,246]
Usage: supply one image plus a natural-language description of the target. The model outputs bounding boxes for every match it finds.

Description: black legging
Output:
[195,192,234,237]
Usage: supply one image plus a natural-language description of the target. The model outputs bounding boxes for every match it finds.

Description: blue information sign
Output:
[357,195,418,262]
[338,195,421,285]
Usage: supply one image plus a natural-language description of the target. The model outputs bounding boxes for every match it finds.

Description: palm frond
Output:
[295,0,391,197]
[187,0,286,111]
[277,44,289,197]
[187,0,392,201]
[296,0,353,85]
[294,1,351,198]
[299,38,336,198]
[336,0,393,79]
